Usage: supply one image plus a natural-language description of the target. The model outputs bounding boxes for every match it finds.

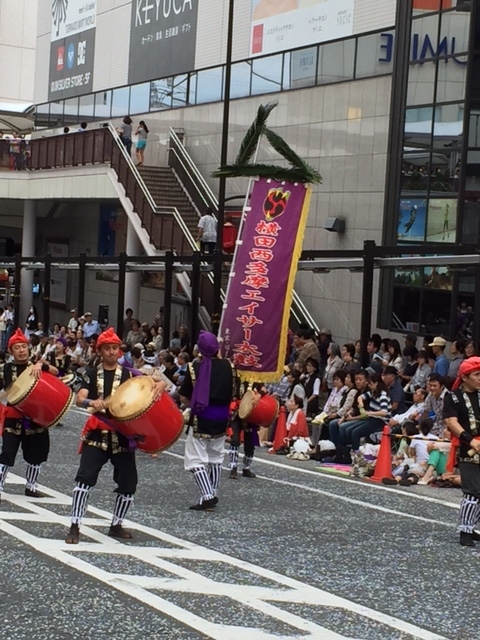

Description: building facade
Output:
[24,0,477,341]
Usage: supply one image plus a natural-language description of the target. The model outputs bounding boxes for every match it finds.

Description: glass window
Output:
[36,104,50,127]
[403,107,434,182]
[111,87,130,118]
[392,287,421,332]
[461,202,480,244]
[356,32,392,79]
[282,52,291,90]
[172,75,189,108]
[318,40,355,84]
[435,55,467,103]
[150,79,173,110]
[421,289,451,336]
[251,55,283,95]
[431,103,463,187]
[412,0,442,15]
[290,47,317,90]
[188,72,197,105]
[49,101,64,126]
[79,94,94,119]
[196,67,223,104]
[94,91,111,119]
[439,9,470,55]
[230,62,252,99]
[469,110,480,148]
[130,83,150,114]
[63,97,79,123]
[407,61,436,106]
[410,13,440,63]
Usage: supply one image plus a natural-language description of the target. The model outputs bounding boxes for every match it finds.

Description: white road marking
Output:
[0,473,449,640]
[165,451,456,528]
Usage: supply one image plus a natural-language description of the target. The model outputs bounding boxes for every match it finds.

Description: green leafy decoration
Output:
[213,103,322,185]
[235,102,278,166]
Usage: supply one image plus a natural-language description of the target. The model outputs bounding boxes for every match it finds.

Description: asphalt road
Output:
[0,407,474,640]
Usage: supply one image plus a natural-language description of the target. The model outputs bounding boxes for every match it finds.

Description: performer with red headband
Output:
[180,330,237,510]
[0,328,58,498]
[444,356,480,547]
[65,327,163,544]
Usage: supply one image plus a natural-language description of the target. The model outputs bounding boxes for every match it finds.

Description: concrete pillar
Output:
[124,219,142,319]
[20,200,36,329]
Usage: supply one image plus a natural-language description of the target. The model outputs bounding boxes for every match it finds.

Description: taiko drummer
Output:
[0,328,58,499]
[65,327,164,544]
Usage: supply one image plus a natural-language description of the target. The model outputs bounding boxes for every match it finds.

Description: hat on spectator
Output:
[383,365,398,375]
[404,333,417,342]
[134,343,144,350]
[84,311,92,317]
[319,328,332,335]
[429,337,446,347]
[70,308,77,313]
[147,342,156,349]
[142,350,156,365]
[56,336,68,348]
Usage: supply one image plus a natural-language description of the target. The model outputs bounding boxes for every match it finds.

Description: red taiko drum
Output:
[238,390,279,427]
[107,376,184,454]
[7,367,74,428]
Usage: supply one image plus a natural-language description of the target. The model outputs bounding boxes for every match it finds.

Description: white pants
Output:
[184,430,226,471]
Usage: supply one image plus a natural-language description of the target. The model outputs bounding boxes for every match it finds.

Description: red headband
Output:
[452,356,480,390]
[96,327,121,348]
[8,328,28,349]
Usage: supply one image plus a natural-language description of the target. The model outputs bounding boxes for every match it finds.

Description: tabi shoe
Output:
[229,467,238,480]
[25,488,46,498]
[242,469,256,478]
[189,498,217,511]
[65,524,80,544]
[460,532,475,547]
[108,524,133,539]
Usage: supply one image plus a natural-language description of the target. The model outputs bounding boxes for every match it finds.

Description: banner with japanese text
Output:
[220,178,311,382]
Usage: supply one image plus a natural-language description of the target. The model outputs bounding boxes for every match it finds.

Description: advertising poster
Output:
[398,198,427,242]
[426,198,457,243]
[250,0,354,57]
[128,0,199,85]
[49,0,97,101]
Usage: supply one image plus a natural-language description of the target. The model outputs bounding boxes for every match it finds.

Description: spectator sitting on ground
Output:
[123,308,134,341]
[388,387,427,428]
[421,373,448,437]
[382,420,420,484]
[366,335,383,373]
[381,366,406,415]
[341,343,360,374]
[178,325,191,354]
[126,319,143,346]
[293,329,321,369]
[285,366,306,411]
[403,332,418,356]
[82,312,101,340]
[429,337,449,377]
[323,342,343,391]
[384,417,438,486]
[348,373,392,451]
[398,346,418,388]
[170,330,181,349]
[173,352,189,386]
[285,394,309,444]
[448,340,465,382]
[302,357,321,417]
[380,339,404,371]
[162,354,178,383]
[406,350,432,391]
[317,328,332,370]
[310,370,349,450]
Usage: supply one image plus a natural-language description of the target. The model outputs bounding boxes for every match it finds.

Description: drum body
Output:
[108,376,184,453]
[7,368,74,428]
[238,390,279,427]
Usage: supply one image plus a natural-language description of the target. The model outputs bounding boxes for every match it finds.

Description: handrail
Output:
[169,128,218,211]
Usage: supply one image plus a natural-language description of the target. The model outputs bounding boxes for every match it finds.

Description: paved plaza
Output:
[0,407,473,640]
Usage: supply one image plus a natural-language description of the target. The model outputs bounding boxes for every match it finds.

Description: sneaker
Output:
[189,498,217,511]
[460,531,475,547]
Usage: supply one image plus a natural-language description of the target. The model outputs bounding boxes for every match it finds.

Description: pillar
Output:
[124,219,141,319]
[20,200,36,329]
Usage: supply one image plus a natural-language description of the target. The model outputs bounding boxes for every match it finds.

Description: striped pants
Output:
[458,462,480,533]
[70,482,134,526]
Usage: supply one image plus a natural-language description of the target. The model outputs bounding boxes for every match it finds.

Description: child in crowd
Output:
[286,394,309,444]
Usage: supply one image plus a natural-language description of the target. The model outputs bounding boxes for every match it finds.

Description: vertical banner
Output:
[128,0,199,85]
[221,179,311,382]
[49,0,97,100]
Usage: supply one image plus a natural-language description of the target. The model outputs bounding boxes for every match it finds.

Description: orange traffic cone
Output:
[272,406,288,453]
[446,435,458,473]
[370,425,393,482]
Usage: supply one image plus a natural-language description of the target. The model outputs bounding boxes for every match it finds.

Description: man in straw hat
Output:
[65,327,164,544]
[0,328,58,499]
[444,357,480,546]
[180,330,237,511]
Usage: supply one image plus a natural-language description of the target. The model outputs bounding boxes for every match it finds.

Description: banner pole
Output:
[218,139,262,340]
